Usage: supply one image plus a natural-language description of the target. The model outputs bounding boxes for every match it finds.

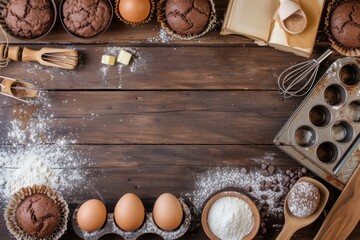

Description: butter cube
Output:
[117,50,132,65]
[101,55,116,65]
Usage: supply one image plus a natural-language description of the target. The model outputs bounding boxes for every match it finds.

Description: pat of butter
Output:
[117,50,132,65]
[101,55,116,65]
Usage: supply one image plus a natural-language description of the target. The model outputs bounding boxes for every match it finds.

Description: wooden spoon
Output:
[276,177,329,240]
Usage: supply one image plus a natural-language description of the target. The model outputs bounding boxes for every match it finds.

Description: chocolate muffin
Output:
[62,0,112,38]
[287,182,320,218]
[16,193,60,238]
[165,0,211,35]
[2,0,54,38]
[330,0,360,48]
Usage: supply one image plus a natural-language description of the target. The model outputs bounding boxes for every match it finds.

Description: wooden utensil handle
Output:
[314,164,360,240]
[276,222,297,240]
[0,44,21,61]
[21,47,39,62]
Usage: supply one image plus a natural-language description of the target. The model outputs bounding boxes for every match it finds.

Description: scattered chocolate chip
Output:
[260,180,266,186]
[266,181,272,187]
[290,172,295,178]
[268,166,275,174]
[298,172,303,178]
[245,186,252,192]
[273,185,280,192]
[284,176,290,182]
[286,169,291,175]
[289,183,294,189]
[263,205,269,211]
[240,167,247,174]
[290,179,296,184]
[272,179,279,184]
[260,186,267,191]
[301,167,307,174]
[284,187,289,193]
[261,164,268,170]
[261,195,268,200]
[262,170,270,177]
[273,202,279,208]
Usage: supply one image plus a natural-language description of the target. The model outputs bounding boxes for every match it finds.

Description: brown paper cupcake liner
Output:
[0,0,57,41]
[115,0,155,26]
[4,185,69,240]
[157,0,217,40]
[325,0,360,57]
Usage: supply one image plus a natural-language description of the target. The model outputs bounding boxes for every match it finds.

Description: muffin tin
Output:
[274,57,360,190]
[72,198,191,240]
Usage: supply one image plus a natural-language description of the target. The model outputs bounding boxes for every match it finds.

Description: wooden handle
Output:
[314,165,360,240]
[0,44,21,61]
[21,47,40,62]
[276,221,297,240]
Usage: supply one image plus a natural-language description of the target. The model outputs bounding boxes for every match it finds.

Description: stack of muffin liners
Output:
[325,0,360,57]
[72,198,192,240]
[4,185,69,240]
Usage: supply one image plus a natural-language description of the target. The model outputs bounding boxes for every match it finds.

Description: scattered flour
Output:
[147,29,175,43]
[208,196,254,240]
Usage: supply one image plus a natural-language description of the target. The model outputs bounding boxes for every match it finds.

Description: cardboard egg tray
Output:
[72,198,191,240]
[274,57,360,190]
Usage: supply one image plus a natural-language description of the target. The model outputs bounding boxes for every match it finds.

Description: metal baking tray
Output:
[274,57,360,190]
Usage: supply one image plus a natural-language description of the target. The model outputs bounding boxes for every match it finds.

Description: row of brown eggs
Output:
[76,193,183,233]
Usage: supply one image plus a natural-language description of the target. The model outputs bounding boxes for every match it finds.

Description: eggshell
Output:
[119,0,151,23]
[114,193,145,231]
[77,199,107,232]
[153,193,183,231]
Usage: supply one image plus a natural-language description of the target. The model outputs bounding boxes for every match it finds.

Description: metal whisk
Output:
[278,49,333,98]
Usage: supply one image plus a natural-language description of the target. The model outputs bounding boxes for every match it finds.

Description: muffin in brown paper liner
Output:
[157,0,217,40]
[115,0,155,26]
[0,0,57,41]
[325,0,360,57]
[4,185,69,240]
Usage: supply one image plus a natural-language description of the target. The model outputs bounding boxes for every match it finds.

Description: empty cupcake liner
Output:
[59,0,114,39]
[115,0,155,26]
[72,198,191,240]
[0,0,57,41]
[325,0,360,57]
[157,0,217,40]
[4,185,69,240]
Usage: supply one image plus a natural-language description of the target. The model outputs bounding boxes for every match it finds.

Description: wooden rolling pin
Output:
[314,159,360,240]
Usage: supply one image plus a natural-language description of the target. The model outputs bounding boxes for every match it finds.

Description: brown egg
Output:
[114,193,145,231]
[153,193,183,231]
[119,0,151,23]
[77,199,107,232]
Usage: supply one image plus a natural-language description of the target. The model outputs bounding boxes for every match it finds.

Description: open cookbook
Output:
[221,0,325,57]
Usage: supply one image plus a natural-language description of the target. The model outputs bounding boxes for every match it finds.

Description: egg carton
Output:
[72,198,191,240]
[274,57,360,190]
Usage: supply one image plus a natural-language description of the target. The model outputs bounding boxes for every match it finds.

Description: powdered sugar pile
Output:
[147,29,175,43]
[0,94,89,203]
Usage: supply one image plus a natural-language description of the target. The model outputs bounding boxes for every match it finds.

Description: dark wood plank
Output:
[0,91,302,144]
[0,46,338,90]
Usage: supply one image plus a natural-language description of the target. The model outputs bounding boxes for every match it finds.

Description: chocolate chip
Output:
[245,186,252,192]
[298,172,303,178]
[290,172,295,178]
[261,164,268,170]
[284,176,290,182]
[278,212,284,219]
[290,179,296,184]
[261,227,267,234]
[286,169,291,175]
[241,167,247,174]
[301,167,307,174]
[262,170,270,177]
[266,181,272,187]
[268,166,275,174]
[260,186,267,191]
[261,195,268,200]
[284,187,289,193]
[273,185,280,192]
[273,202,279,208]
[289,183,294,189]
[272,179,279,184]
[263,205,269,211]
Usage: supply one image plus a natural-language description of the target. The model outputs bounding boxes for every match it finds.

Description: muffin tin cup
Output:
[157,0,217,40]
[325,0,360,57]
[115,0,155,26]
[4,185,69,240]
[59,0,114,39]
[0,0,57,41]
[72,198,191,240]
[274,57,360,190]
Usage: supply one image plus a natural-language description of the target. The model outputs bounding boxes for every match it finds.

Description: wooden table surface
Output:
[1,0,360,239]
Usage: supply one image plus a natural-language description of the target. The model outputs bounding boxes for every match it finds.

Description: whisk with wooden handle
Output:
[0,44,78,70]
[278,49,333,98]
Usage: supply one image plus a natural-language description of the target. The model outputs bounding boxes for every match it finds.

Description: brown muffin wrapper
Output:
[325,0,360,57]
[157,0,217,40]
[0,0,57,41]
[4,185,69,240]
[115,0,155,26]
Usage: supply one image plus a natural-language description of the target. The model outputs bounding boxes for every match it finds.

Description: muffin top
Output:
[2,0,54,38]
[62,0,112,38]
[16,193,60,238]
[330,0,360,48]
[165,0,211,35]
[287,182,320,218]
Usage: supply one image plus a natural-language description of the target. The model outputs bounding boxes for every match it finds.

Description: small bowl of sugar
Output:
[201,191,260,240]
